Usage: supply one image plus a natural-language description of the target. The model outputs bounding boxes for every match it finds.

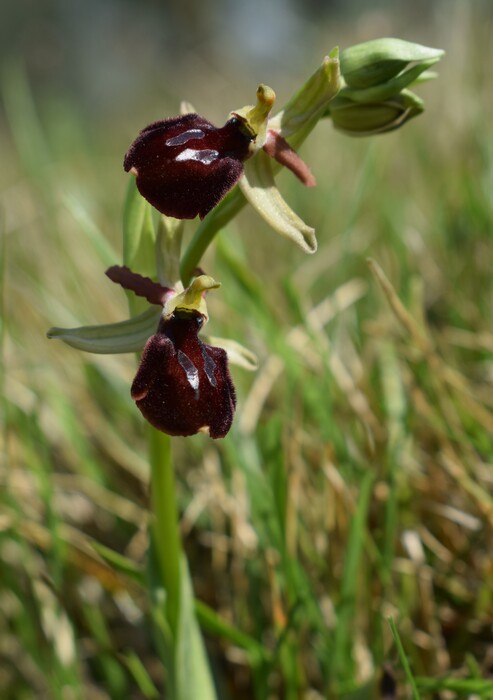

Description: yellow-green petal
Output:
[164,275,221,320]
[207,337,258,371]
[240,150,317,254]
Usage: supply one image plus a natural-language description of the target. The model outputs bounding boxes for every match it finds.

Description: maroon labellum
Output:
[124,113,253,220]
[131,311,236,438]
[106,265,236,439]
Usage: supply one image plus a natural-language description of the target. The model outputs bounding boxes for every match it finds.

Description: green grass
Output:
[2,5,493,699]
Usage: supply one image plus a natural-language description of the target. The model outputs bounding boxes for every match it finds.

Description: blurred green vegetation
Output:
[2,1,493,698]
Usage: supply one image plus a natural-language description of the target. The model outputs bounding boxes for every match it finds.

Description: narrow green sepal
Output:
[47,306,161,354]
[240,150,317,254]
[206,336,258,371]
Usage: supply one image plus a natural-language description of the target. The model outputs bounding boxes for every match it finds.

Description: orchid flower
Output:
[48,223,257,439]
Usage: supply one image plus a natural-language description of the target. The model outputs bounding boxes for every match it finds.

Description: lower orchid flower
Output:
[48,256,256,439]
[114,266,237,438]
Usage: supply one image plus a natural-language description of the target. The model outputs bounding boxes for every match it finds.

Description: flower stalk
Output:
[149,428,181,637]
[46,37,444,698]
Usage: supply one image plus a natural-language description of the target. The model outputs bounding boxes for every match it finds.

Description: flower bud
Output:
[340,38,444,89]
[328,90,423,136]
[326,38,443,137]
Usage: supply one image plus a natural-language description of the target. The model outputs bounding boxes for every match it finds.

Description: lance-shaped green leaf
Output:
[123,178,157,315]
[269,48,341,144]
[174,557,217,700]
[240,149,317,254]
[123,178,157,274]
[340,38,445,89]
[47,306,161,354]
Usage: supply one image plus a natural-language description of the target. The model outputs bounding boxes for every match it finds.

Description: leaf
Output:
[90,541,145,585]
[194,600,269,660]
[63,193,116,267]
[388,617,420,700]
[122,651,160,699]
[175,558,218,700]
[122,178,157,314]
[240,151,317,254]
[331,470,375,683]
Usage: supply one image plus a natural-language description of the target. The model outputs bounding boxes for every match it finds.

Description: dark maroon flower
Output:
[131,311,236,438]
[104,265,236,438]
[124,113,253,220]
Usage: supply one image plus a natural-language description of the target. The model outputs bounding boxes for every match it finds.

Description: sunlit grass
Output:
[2,5,493,699]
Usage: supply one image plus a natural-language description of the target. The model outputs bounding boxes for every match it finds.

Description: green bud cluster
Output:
[326,38,444,136]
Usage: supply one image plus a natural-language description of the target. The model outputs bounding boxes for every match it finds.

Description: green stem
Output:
[180,187,246,286]
[179,79,339,285]
[388,617,420,700]
[149,427,181,637]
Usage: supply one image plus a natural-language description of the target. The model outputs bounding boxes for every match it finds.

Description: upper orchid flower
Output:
[124,113,254,220]
[124,85,277,220]
[124,74,338,254]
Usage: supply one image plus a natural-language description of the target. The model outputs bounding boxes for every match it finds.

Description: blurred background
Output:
[2,0,493,698]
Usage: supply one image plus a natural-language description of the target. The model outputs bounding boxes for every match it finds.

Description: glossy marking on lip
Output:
[175,148,219,165]
[165,128,206,146]
[201,345,217,387]
[177,349,200,398]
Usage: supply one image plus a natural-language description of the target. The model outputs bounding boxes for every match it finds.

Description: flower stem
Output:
[180,187,246,286]
[149,426,181,636]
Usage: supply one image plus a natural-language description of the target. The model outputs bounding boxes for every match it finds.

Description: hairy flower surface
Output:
[124,113,253,219]
[132,310,236,438]
[110,266,236,438]
[123,83,323,249]
[48,263,242,439]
